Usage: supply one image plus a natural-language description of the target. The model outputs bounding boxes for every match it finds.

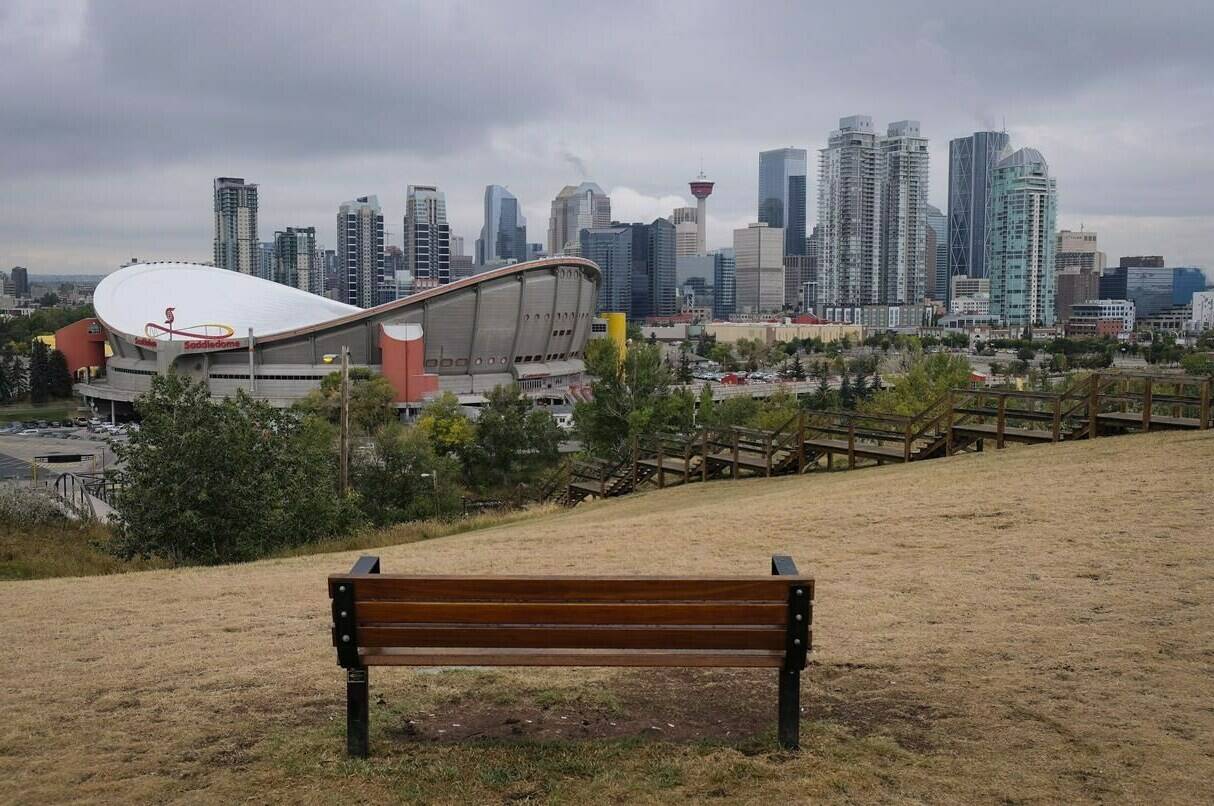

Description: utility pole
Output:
[339,346,350,494]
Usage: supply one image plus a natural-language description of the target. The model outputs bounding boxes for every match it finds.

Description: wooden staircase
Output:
[553,370,1213,506]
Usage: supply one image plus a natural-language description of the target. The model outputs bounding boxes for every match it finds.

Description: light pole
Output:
[420,471,440,519]
[322,348,350,494]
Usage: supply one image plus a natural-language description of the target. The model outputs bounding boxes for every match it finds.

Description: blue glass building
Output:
[758,148,808,256]
[713,248,736,319]
[947,131,1011,281]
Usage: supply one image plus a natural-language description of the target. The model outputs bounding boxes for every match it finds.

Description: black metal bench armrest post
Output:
[331,554,379,757]
[773,553,811,749]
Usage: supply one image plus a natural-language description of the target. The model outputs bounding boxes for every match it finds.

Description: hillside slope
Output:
[2,430,1212,803]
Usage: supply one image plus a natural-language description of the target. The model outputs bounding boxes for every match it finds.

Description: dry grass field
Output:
[2,430,1213,804]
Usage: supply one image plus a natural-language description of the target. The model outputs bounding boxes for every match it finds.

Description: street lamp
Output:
[419,471,440,519]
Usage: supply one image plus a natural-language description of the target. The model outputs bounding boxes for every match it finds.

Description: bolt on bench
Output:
[328,554,813,757]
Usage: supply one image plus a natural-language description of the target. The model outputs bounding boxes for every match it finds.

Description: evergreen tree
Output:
[791,353,806,380]
[3,349,27,401]
[28,340,51,404]
[853,370,869,402]
[840,373,855,410]
[48,349,74,398]
[677,349,693,384]
[813,373,831,410]
[0,355,10,403]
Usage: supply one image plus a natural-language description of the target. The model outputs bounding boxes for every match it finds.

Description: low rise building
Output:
[706,321,862,346]
[1066,299,1135,337]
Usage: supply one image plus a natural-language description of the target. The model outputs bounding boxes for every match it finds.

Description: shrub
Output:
[0,486,68,529]
[111,373,358,565]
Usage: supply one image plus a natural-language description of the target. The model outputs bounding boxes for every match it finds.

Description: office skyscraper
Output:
[405,185,451,291]
[477,185,528,265]
[10,266,29,297]
[733,223,785,313]
[817,116,883,305]
[713,248,736,320]
[758,148,808,257]
[213,177,259,274]
[626,218,678,319]
[947,131,1011,283]
[670,207,699,257]
[337,195,384,308]
[1054,230,1105,323]
[880,121,929,304]
[580,226,632,314]
[548,182,611,255]
[988,148,1057,327]
[257,242,275,282]
[924,204,948,301]
[273,227,321,294]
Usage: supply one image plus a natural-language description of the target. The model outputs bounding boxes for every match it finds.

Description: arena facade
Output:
[70,257,602,417]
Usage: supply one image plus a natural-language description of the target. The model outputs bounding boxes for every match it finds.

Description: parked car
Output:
[18,429,39,436]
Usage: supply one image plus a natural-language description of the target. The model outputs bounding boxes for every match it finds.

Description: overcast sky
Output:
[2,0,1212,276]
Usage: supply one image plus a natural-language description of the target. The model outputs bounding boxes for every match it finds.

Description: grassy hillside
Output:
[1,430,1212,803]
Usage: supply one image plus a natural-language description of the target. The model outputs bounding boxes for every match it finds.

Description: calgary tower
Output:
[688,171,714,255]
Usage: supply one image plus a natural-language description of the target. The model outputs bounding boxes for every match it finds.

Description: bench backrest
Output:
[329,555,812,670]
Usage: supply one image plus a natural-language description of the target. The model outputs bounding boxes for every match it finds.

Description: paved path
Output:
[0,453,31,479]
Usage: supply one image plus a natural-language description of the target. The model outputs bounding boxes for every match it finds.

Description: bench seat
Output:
[328,555,814,756]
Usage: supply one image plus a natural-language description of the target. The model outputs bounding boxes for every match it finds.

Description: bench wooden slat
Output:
[359,647,786,668]
[356,601,788,626]
[335,576,809,603]
[357,624,786,651]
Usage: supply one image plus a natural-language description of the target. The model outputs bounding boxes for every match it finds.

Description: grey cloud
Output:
[1,0,1212,273]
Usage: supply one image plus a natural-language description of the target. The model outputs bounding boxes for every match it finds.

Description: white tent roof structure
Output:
[93,262,361,340]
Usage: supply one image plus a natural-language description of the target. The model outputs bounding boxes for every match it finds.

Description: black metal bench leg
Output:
[347,667,369,758]
[778,668,800,750]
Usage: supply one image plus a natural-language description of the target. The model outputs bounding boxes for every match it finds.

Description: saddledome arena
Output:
[74,257,602,416]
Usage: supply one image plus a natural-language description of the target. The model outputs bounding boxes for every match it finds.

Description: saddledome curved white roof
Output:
[93,262,361,340]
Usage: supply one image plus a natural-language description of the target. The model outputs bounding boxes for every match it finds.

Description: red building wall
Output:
[53,318,108,376]
[378,324,439,403]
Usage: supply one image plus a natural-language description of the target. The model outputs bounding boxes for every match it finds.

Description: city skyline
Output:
[2,2,1212,275]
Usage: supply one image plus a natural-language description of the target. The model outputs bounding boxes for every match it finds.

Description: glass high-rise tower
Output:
[477,185,528,266]
[213,177,259,274]
[987,148,1057,327]
[337,195,384,308]
[947,131,1011,283]
[405,185,451,291]
[758,148,808,257]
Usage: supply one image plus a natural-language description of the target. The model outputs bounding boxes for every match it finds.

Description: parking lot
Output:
[0,421,125,480]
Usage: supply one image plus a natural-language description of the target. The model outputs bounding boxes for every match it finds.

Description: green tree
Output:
[708,343,736,371]
[28,340,51,403]
[111,373,353,565]
[294,367,397,434]
[677,349,693,383]
[416,391,476,457]
[790,353,806,380]
[864,352,974,416]
[353,422,462,525]
[839,373,855,409]
[811,372,832,410]
[853,370,869,402]
[1181,353,1214,376]
[703,396,759,429]
[463,384,562,491]
[696,384,715,426]
[573,338,693,460]
[48,349,74,397]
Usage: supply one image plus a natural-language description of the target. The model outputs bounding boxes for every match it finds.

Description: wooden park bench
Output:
[328,554,814,757]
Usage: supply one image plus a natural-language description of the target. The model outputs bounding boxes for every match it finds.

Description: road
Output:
[0,453,31,479]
